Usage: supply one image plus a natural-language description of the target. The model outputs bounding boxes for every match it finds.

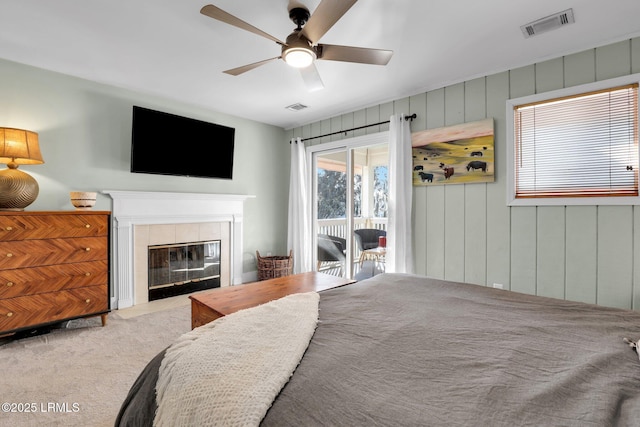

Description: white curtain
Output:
[387,114,414,274]
[287,137,313,273]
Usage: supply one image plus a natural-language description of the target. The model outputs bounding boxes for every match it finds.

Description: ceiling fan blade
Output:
[300,63,324,92]
[318,44,393,65]
[300,0,358,43]
[223,57,281,76]
[201,4,285,45]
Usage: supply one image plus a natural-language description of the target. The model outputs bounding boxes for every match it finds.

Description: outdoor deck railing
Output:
[317,217,387,240]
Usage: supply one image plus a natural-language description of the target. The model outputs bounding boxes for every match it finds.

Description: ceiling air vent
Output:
[286,103,309,111]
[521,8,575,38]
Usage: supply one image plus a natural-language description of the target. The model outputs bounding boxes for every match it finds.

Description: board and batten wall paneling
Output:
[535,57,564,93]
[597,206,634,309]
[634,207,640,309]
[485,71,511,290]
[288,36,640,310]
[596,40,632,81]
[508,64,537,295]
[443,84,466,283]
[425,88,446,279]
[464,77,488,286]
[632,37,640,309]
[594,39,636,310]
[533,58,568,300]
[565,206,598,304]
[410,93,428,276]
[536,207,566,300]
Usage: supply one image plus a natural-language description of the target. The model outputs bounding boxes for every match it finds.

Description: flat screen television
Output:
[130,106,235,179]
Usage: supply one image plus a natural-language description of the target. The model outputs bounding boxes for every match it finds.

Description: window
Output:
[506,74,639,206]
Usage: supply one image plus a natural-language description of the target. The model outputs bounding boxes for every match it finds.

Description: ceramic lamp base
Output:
[0,167,39,211]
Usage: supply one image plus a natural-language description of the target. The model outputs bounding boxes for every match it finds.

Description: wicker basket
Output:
[256,250,293,281]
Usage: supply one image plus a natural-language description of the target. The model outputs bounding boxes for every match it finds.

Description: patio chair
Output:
[354,228,386,251]
[354,228,387,266]
[317,234,346,275]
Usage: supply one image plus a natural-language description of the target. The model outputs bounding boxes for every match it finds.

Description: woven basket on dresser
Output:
[256,250,293,281]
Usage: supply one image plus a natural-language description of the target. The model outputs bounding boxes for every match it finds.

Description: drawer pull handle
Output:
[6,312,13,317]
[85,247,91,252]
[85,224,91,228]
[6,253,12,258]
[6,282,13,287]
[85,272,91,277]
[5,226,12,231]
[85,299,91,304]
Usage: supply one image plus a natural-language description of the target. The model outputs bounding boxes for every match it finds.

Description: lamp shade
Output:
[0,127,44,211]
[0,128,44,166]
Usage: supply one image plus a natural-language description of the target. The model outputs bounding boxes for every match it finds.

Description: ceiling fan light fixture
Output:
[202,1,392,90]
[283,31,316,68]
[283,47,316,68]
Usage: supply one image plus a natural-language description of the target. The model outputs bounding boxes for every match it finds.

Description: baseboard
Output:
[242,270,258,284]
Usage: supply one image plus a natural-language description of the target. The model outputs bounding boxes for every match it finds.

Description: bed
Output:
[115,273,640,426]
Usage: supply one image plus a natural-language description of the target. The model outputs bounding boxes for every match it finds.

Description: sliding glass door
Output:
[311,135,388,280]
[314,148,351,278]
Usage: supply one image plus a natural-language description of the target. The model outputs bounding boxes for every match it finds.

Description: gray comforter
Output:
[117,273,640,426]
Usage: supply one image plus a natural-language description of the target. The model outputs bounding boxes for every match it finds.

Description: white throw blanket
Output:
[153,292,320,427]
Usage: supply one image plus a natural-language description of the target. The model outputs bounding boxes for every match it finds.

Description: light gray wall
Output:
[287,36,640,310]
[0,58,290,275]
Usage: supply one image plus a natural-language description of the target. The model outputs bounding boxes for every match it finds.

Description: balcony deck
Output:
[317,217,387,280]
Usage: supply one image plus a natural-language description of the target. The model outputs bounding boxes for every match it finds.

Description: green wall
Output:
[287,37,640,310]
[0,58,290,276]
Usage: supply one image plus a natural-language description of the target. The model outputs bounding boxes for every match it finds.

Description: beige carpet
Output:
[0,304,191,427]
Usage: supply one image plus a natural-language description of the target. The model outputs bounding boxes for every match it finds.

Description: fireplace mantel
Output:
[104,190,254,309]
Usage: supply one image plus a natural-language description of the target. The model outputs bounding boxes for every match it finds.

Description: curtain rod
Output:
[297,113,416,143]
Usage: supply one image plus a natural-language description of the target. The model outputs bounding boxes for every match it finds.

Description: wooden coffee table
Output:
[189,271,355,329]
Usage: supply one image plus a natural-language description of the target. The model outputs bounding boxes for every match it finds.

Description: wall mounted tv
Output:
[130,106,235,179]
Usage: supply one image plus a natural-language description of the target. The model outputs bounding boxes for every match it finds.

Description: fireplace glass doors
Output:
[148,240,221,300]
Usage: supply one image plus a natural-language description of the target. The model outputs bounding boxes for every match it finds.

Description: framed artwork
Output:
[411,118,494,186]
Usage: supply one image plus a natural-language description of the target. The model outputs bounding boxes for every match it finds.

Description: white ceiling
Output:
[1,1,639,129]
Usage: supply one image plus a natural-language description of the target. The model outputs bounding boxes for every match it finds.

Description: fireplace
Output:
[104,190,254,309]
[148,240,221,301]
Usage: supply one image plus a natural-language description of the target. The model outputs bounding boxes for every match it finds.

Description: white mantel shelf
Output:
[103,190,255,309]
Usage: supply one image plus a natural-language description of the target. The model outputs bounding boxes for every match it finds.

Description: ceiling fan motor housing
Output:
[289,7,310,28]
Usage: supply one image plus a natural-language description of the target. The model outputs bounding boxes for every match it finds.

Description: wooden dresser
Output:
[0,211,110,336]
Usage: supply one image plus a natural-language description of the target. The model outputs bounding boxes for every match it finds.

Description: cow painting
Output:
[466,161,487,172]
[411,117,494,185]
[444,167,454,179]
[418,172,433,182]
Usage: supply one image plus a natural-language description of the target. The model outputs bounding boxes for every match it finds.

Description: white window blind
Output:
[513,83,638,199]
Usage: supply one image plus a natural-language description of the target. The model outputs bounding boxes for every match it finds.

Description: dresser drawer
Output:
[0,237,107,269]
[0,285,108,332]
[0,261,108,299]
[0,214,108,241]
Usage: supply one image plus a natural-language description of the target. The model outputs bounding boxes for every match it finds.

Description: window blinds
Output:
[513,83,639,198]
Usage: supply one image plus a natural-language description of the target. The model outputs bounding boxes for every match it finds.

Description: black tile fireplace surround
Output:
[148,240,221,301]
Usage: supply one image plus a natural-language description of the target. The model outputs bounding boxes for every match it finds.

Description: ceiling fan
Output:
[200,0,393,91]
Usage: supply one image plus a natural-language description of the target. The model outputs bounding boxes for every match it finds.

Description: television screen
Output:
[130,106,235,179]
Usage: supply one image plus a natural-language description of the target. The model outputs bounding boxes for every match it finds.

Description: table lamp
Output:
[0,127,44,210]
